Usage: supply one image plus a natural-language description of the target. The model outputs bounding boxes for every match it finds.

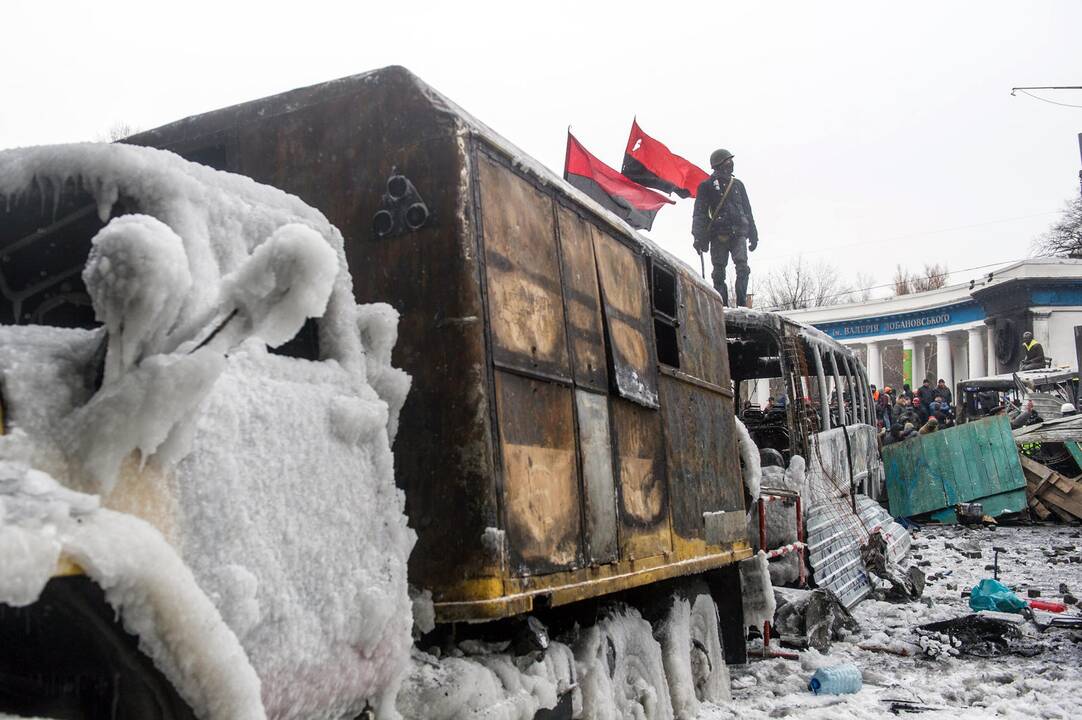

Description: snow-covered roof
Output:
[784,256,1082,325]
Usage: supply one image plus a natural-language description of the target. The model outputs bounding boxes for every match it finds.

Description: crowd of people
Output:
[872,378,956,446]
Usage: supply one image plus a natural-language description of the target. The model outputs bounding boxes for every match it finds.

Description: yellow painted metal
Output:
[434,541,751,622]
[54,555,84,577]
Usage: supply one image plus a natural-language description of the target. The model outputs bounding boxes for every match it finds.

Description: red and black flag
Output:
[563,131,673,231]
[621,119,709,198]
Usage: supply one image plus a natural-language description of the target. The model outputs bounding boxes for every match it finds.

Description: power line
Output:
[1013,89,1082,109]
[755,257,1024,312]
[757,210,1060,263]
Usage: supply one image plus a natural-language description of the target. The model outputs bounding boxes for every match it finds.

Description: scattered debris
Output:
[969,578,1027,613]
[861,530,925,601]
[916,615,1042,658]
[772,588,860,653]
[1020,455,1082,522]
[807,663,862,696]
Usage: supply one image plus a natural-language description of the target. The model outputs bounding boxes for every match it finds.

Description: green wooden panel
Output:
[884,416,1027,518]
[1066,441,1082,471]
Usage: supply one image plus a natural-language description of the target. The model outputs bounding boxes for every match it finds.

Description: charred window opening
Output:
[270,316,321,360]
[650,261,678,321]
[1,181,136,329]
[648,259,679,368]
[653,318,679,367]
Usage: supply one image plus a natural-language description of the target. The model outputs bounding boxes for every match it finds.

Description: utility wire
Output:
[755,257,1023,312]
[1013,89,1082,109]
[757,211,1060,263]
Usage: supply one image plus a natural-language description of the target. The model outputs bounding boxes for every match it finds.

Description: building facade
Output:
[783,258,1082,392]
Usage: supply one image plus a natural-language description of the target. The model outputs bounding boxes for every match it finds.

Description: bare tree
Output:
[848,271,876,302]
[893,263,949,295]
[1033,196,1082,258]
[758,256,852,310]
[95,121,141,143]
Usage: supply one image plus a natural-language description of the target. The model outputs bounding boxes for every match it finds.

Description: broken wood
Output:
[1020,455,1082,521]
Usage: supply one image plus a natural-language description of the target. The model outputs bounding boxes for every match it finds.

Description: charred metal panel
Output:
[556,207,608,393]
[478,156,571,380]
[127,68,499,597]
[495,370,582,574]
[677,276,729,388]
[575,389,618,564]
[610,397,671,559]
[807,427,853,501]
[659,376,743,542]
[593,233,659,408]
[844,423,882,497]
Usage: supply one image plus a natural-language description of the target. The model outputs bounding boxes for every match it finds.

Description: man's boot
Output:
[735,274,749,308]
[719,284,729,307]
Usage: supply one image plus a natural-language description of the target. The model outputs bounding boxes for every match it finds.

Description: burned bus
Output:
[725,308,881,498]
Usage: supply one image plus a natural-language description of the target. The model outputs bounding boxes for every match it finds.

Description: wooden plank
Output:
[883,416,1026,517]
[494,370,582,575]
[593,232,659,408]
[479,156,571,379]
[1066,441,1082,471]
[610,397,671,560]
[556,207,609,393]
[1036,482,1082,520]
[1029,496,1052,520]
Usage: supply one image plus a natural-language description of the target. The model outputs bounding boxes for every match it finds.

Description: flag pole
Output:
[698,250,705,279]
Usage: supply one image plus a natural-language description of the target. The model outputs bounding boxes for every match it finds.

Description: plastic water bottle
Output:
[808,664,863,695]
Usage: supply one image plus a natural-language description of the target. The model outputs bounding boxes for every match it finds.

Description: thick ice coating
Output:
[0,144,416,719]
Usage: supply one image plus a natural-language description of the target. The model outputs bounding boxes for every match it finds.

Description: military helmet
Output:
[710,148,735,167]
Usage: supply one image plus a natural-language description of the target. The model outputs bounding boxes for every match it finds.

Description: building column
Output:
[951,333,967,388]
[985,324,997,376]
[902,337,916,389]
[967,327,986,379]
[936,333,953,390]
[913,337,927,388]
[866,340,883,389]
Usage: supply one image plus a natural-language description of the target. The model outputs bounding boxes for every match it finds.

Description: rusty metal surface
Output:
[494,370,582,574]
[593,232,659,408]
[123,66,753,621]
[575,389,619,564]
[556,206,609,393]
[659,375,743,543]
[610,397,671,560]
[478,155,571,380]
[677,274,729,388]
[127,68,500,598]
[435,545,752,622]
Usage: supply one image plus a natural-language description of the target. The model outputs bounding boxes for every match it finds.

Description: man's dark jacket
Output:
[916,384,936,409]
[691,173,758,247]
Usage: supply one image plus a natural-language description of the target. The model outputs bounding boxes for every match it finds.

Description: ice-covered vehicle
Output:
[0,144,414,719]
[2,68,761,720]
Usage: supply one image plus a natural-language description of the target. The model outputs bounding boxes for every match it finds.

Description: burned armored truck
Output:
[123,66,754,622]
[1,67,757,718]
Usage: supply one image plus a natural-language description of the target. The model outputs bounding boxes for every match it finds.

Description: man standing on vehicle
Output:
[692,149,759,307]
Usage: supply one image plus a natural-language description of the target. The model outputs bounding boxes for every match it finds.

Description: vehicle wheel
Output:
[574,606,674,720]
[654,583,730,719]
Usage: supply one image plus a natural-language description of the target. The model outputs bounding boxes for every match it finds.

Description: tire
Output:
[654,583,730,719]
[574,606,674,720]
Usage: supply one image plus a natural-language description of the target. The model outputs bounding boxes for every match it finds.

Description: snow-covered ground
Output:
[700,523,1082,720]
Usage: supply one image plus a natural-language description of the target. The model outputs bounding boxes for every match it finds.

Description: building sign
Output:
[814,301,985,340]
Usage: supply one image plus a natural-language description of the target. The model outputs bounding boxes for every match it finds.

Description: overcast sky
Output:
[4,1,1080,301]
